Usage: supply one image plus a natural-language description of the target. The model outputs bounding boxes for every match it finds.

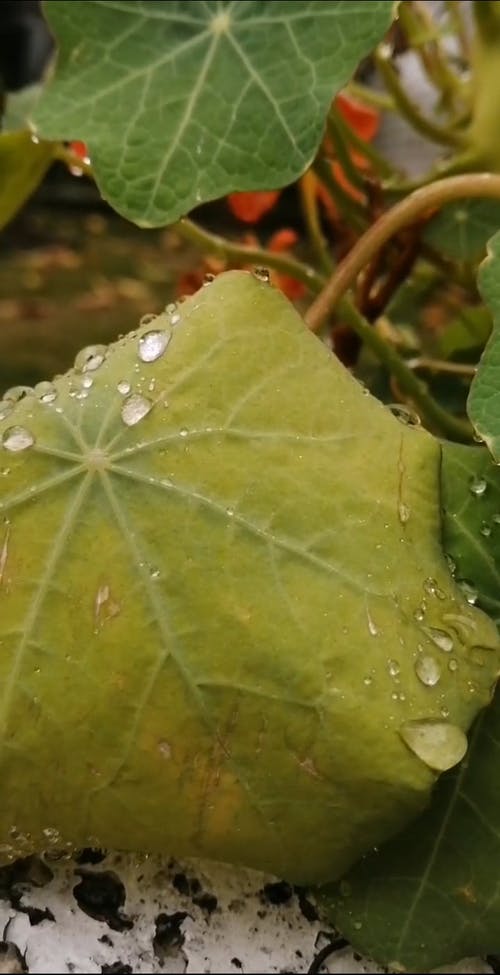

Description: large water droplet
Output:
[35,381,57,404]
[415,655,441,686]
[138,329,170,363]
[4,385,33,403]
[388,404,421,426]
[121,394,153,427]
[74,344,106,373]
[423,626,454,653]
[458,580,478,605]
[252,267,270,284]
[469,475,487,497]
[399,719,467,771]
[2,426,35,452]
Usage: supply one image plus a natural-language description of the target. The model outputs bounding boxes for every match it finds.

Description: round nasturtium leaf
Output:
[0,272,498,884]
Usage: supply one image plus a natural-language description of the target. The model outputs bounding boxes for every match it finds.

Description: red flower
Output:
[227,190,280,223]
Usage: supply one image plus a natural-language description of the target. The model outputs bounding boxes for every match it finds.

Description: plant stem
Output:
[306,172,500,331]
[398,1,464,104]
[338,299,472,441]
[313,157,367,231]
[175,218,326,294]
[299,173,334,275]
[408,357,477,377]
[444,0,471,61]
[327,113,366,191]
[375,44,465,147]
[330,105,397,179]
[345,81,396,112]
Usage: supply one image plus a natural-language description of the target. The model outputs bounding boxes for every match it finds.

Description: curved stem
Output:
[175,217,326,294]
[375,44,466,147]
[299,173,334,275]
[305,172,500,331]
[338,300,473,441]
[345,81,396,112]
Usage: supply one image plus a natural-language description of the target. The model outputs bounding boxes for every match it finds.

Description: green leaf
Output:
[0,132,53,231]
[32,0,394,226]
[469,231,500,457]
[0,272,497,884]
[318,442,500,971]
[423,200,500,262]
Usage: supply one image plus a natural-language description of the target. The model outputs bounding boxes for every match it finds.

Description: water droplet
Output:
[367,611,378,636]
[446,554,456,576]
[158,740,171,759]
[480,521,491,537]
[441,706,450,718]
[2,426,35,452]
[121,394,153,427]
[252,267,270,284]
[415,655,441,686]
[388,404,421,426]
[423,577,446,599]
[140,313,157,327]
[138,329,170,363]
[117,380,131,396]
[4,385,33,403]
[448,658,458,672]
[74,344,106,373]
[363,676,373,686]
[398,502,410,524]
[458,580,478,605]
[179,428,188,438]
[469,475,487,497]
[203,272,215,285]
[413,607,425,622]
[35,381,57,404]
[388,659,400,677]
[399,719,467,771]
[150,567,161,580]
[165,302,177,314]
[423,626,454,653]
[42,827,60,843]
[353,921,362,931]
[82,376,93,390]
[226,507,235,518]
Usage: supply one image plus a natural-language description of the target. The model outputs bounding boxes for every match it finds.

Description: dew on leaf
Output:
[414,655,441,686]
[179,428,188,438]
[458,580,478,605]
[388,404,421,426]
[121,394,153,427]
[252,267,271,284]
[423,577,445,599]
[399,719,467,771]
[480,521,491,537]
[74,344,106,373]
[387,659,400,677]
[0,402,13,421]
[138,329,170,363]
[469,475,487,497]
[35,381,58,404]
[117,380,131,396]
[4,385,33,403]
[398,502,410,524]
[2,426,35,452]
[448,658,458,672]
[413,607,425,622]
[423,626,454,653]
[203,273,215,285]
[165,302,177,314]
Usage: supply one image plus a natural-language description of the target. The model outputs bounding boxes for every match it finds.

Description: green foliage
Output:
[0,132,53,231]
[319,442,500,971]
[468,232,500,457]
[32,0,394,226]
[0,272,498,884]
[423,200,500,263]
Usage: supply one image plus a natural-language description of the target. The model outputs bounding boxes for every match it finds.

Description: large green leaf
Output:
[468,231,500,457]
[318,442,500,972]
[0,272,497,885]
[32,0,394,226]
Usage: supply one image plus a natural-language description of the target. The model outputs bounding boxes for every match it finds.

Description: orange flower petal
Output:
[273,273,306,300]
[70,140,89,159]
[227,190,281,223]
[268,228,299,252]
[335,93,380,142]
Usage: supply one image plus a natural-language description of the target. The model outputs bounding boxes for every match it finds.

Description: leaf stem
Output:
[175,218,326,294]
[299,173,334,275]
[306,173,500,331]
[375,44,465,147]
[338,299,472,441]
[345,81,396,113]
[329,104,397,179]
[312,157,367,231]
[398,1,464,103]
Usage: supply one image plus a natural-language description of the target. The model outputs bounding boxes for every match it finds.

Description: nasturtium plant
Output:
[8,0,500,970]
[1,272,497,884]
